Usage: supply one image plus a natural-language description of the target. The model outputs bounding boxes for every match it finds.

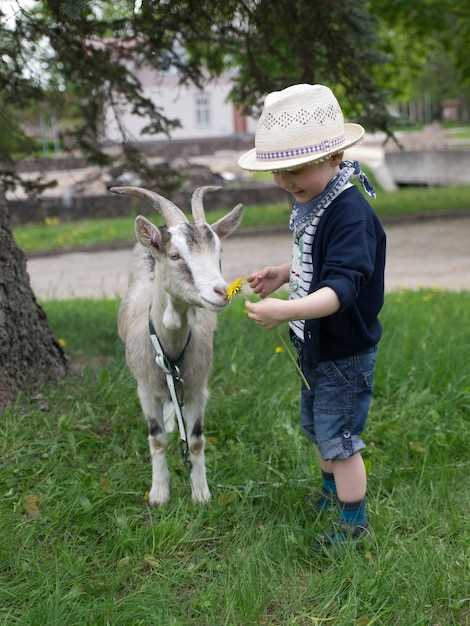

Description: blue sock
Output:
[338,498,367,528]
[319,471,337,507]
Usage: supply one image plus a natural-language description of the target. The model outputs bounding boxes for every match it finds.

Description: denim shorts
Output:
[300,346,377,461]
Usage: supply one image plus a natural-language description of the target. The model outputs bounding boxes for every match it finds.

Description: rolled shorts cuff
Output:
[318,433,366,461]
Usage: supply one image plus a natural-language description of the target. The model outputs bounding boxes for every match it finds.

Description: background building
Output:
[104,69,256,143]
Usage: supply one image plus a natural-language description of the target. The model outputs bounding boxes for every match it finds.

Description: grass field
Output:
[1,293,470,625]
[13,184,470,255]
[447,127,470,141]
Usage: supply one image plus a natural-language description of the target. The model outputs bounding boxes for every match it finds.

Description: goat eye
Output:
[169,252,181,261]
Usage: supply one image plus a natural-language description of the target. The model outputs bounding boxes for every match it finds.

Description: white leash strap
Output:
[149,332,187,443]
[165,372,187,442]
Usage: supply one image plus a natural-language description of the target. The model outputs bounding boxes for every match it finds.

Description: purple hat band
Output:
[256,135,345,161]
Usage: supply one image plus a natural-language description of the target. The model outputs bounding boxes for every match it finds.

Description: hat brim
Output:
[238,123,365,172]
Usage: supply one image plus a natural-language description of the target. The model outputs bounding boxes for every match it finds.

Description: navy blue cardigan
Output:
[301,186,386,367]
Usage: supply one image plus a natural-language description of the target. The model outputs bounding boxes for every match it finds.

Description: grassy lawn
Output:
[13,203,294,255]
[447,127,470,141]
[13,184,470,255]
[1,292,470,625]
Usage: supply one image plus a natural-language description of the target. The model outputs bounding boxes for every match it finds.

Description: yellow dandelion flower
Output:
[57,338,67,348]
[275,346,284,353]
[226,277,245,302]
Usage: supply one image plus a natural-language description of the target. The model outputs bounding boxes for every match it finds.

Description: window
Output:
[195,93,211,128]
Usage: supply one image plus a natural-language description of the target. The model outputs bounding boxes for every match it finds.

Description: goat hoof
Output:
[148,485,170,506]
[191,485,211,504]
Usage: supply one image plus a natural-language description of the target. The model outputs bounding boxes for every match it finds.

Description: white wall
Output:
[104,73,249,142]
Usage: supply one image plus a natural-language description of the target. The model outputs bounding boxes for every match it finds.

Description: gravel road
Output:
[27,217,470,300]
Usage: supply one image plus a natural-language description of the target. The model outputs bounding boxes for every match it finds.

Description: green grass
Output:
[439,122,470,141]
[13,203,294,255]
[1,292,470,625]
[374,184,470,216]
[13,184,470,255]
[392,123,425,133]
[447,127,470,141]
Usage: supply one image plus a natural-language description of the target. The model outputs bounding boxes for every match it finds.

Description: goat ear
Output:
[211,203,244,240]
[135,215,162,250]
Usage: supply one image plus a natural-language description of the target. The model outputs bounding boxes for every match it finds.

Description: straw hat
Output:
[238,84,364,172]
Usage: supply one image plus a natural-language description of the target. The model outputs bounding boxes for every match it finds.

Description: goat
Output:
[111,185,243,505]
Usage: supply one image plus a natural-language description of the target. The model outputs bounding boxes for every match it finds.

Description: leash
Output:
[148,313,192,467]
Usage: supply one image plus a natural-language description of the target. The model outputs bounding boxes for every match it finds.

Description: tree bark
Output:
[0,190,67,411]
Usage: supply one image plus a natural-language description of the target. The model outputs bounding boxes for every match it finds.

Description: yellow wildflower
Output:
[275,346,284,353]
[226,277,245,301]
[422,293,434,301]
[57,338,67,348]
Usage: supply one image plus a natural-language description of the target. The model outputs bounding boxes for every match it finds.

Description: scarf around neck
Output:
[288,160,376,232]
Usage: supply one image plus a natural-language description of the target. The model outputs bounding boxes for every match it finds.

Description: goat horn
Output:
[110,186,187,227]
[191,186,221,224]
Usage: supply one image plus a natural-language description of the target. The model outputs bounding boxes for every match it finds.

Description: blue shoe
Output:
[313,523,370,551]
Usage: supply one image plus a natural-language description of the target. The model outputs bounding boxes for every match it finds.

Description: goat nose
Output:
[213,285,227,300]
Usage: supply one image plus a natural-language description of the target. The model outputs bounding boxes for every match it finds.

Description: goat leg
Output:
[138,384,170,506]
[186,395,211,504]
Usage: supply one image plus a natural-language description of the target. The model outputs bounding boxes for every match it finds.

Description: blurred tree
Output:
[370,0,470,84]
[370,0,470,117]
[186,0,393,132]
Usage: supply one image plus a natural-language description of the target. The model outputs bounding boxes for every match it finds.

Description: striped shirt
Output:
[289,181,353,342]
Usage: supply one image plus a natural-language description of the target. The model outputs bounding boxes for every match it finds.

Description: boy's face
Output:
[272,158,340,203]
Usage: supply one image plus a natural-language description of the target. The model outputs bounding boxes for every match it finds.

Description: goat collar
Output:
[148,315,192,375]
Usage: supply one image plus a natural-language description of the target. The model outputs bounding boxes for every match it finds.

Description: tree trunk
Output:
[0,190,67,410]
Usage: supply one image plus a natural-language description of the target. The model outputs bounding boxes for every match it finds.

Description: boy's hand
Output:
[247,265,289,298]
[245,298,288,329]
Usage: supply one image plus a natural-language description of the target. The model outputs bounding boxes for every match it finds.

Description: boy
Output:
[239,84,386,547]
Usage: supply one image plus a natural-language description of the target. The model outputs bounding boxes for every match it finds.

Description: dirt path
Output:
[27,217,470,300]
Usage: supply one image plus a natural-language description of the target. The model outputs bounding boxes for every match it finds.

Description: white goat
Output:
[111,185,243,505]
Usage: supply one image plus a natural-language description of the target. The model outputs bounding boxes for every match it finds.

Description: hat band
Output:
[256,135,345,161]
